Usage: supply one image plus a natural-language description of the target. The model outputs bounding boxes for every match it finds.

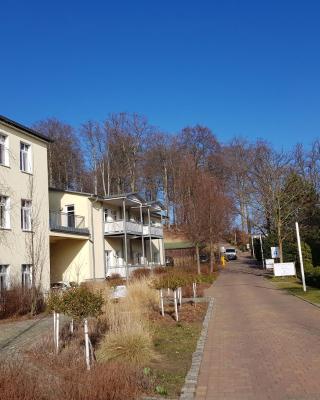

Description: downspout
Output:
[90,196,99,281]
[102,206,107,277]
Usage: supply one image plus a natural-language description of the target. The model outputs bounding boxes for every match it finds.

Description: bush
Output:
[0,360,41,400]
[106,274,125,287]
[131,268,151,280]
[61,287,104,320]
[0,286,45,319]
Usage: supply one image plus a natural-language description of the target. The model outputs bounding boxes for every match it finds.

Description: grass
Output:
[148,302,207,398]
[267,275,320,305]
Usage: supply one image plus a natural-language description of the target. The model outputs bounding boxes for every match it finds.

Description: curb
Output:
[179,297,215,400]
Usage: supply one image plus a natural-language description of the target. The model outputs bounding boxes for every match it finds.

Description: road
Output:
[196,254,320,400]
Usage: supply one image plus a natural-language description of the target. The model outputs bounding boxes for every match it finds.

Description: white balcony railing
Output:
[143,225,163,237]
[105,220,142,235]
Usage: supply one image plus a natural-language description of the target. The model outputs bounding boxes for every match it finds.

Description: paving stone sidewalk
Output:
[0,314,54,355]
[196,255,320,400]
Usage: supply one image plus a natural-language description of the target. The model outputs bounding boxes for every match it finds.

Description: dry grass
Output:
[0,358,147,400]
[96,322,157,365]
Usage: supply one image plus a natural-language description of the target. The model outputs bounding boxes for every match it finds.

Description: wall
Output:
[0,122,50,290]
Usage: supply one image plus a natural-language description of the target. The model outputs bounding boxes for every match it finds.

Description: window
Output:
[0,196,10,229]
[21,200,32,231]
[104,208,117,222]
[0,134,9,166]
[0,265,9,292]
[21,264,32,288]
[20,142,32,172]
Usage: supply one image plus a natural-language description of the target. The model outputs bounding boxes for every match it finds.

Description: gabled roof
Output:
[0,115,52,143]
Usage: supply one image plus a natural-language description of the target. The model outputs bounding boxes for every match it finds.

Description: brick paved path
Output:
[196,255,320,400]
[0,314,54,355]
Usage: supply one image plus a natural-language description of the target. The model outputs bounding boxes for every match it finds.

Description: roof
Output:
[164,241,195,250]
[0,115,52,143]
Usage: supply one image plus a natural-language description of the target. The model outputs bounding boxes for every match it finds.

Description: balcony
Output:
[143,224,163,237]
[49,211,90,236]
[105,220,143,235]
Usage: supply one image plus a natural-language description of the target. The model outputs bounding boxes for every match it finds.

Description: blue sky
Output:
[1,0,320,148]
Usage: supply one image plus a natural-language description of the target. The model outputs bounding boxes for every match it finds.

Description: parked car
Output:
[225,248,237,260]
[165,255,174,267]
[199,253,209,263]
[50,281,71,291]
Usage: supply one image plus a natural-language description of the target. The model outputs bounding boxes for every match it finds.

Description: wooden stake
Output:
[173,290,179,321]
[55,313,60,354]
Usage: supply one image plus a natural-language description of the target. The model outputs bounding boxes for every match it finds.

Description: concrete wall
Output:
[0,121,50,290]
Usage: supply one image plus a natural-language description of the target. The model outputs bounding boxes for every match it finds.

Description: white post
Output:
[160,289,164,316]
[178,287,182,307]
[259,235,265,268]
[173,290,179,321]
[53,311,56,347]
[295,222,307,292]
[84,318,91,370]
[192,282,197,299]
[55,313,60,354]
[251,236,255,258]
[70,319,74,334]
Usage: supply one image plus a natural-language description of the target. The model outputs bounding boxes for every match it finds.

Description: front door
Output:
[66,205,75,228]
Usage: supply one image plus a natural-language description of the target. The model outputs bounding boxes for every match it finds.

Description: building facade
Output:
[0,116,51,292]
[0,115,166,292]
[49,190,165,283]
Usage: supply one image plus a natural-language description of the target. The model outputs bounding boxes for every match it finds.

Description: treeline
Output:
[34,113,320,275]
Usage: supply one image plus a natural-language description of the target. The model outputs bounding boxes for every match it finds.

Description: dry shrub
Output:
[154,266,169,275]
[106,273,125,287]
[97,323,157,366]
[0,285,44,319]
[59,362,148,400]
[0,360,43,400]
[131,267,151,280]
[124,278,159,314]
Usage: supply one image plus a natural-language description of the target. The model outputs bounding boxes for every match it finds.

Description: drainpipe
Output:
[90,197,99,281]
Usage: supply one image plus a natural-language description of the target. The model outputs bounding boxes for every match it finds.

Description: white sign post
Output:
[295,221,307,292]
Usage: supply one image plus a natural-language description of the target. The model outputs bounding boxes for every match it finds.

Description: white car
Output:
[225,248,237,260]
[50,281,71,291]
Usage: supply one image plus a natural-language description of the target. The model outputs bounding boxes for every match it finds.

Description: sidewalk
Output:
[196,256,320,400]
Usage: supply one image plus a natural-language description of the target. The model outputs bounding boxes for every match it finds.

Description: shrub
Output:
[61,286,104,320]
[0,285,44,319]
[124,278,159,314]
[106,274,125,287]
[131,268,151,280]
[0,360,42,400]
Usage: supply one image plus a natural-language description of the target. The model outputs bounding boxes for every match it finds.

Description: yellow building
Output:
[49,190,166,283]
[0,115,51,291]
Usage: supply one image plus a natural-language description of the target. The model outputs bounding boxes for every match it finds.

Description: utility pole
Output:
[295,222,307,292]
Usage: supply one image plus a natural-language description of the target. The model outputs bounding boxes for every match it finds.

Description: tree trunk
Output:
[196,243,201,275]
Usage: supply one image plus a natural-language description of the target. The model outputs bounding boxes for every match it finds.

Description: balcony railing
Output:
[105,220,143,235]
[105,219,163,237]
[143,225,163,237]
[49,211,89,235]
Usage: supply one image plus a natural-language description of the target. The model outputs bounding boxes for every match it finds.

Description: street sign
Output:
[265,259,274,270]
[273,262,296,277]
[271,246,280,259]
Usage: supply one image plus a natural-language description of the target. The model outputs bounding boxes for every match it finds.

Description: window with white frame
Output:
[21,199,32,231]
[0,265,9,292]
[0,196,10,229]
[0,134,9,166]
[21,264,32,288]
[20,142,32,173]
